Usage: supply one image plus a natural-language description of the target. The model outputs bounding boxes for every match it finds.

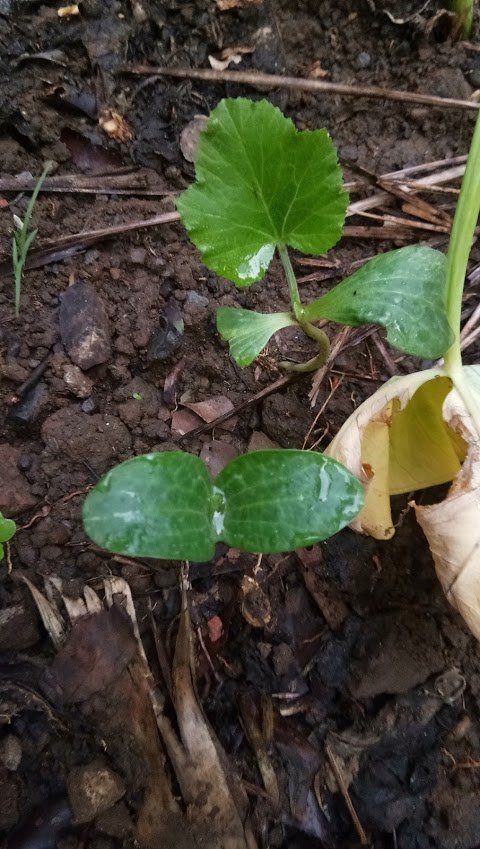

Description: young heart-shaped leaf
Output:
[83,450,364,561]
[216,307,297,366]
[304,245,452,359]
[177,98,348,286]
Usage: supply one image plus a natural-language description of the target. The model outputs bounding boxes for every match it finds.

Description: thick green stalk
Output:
[277,244,331,370]
[278,244,303,320]
[450,0,473,38]
[443,110,480,376]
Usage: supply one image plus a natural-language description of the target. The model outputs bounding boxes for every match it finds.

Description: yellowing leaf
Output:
[360,420,394,540]
[388,376,467,495]
[414,439,480,640]
[325,367,441,538]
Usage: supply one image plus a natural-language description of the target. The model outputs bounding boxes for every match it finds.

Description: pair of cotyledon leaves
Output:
[83,98,453,562]
[177,97,452,365]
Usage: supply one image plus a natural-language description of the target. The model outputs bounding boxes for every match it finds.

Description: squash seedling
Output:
[12,161,53,316]
[82,98,455,575]
[83,450,364,560]
[0,513,16,561]
[176,98,452,372]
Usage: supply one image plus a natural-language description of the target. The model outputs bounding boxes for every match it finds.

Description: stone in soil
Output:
[59,280,111,370]
[62,364,94,398]
[349,612,444,698]
[41,407,131,472]
[0,603,40,651]
[66,759,126,824]
[0,444,37,515]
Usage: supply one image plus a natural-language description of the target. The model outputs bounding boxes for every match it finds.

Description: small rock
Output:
[468,68,480,88]
[81,397,96,414]
[42,407,131,472]
[200,440,239,476]
[63,365,94,398]
[247,431,279,451]
[60,280,111,369]
[272,643,296,677]
[425,67,472,101]
[147,316,183,362]
[0,766,19,830]
[84,248,99,265]
[96,801,133,838]
[180,115,208,163]
[0,735,22,771]
[349,613,444,699]
[118,399,142,428]
[129,247,147,265]
[0,444,36,515]
[0,603,40,651]
[66,759,126,824]
[8,383,47,429]
[355,51,371,69]
[185,290,209,311]
[17,453,32,471]
[114,335,134,355]
[0,362,29,383]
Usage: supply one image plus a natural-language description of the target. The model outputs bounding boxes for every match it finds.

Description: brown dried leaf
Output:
[42,607,137,703]
[184,395,237,431]
[99,110,134,143]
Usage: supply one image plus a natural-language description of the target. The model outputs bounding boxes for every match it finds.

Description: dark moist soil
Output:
[1,2,480,848]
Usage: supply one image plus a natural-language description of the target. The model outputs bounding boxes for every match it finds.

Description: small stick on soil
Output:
[325,745,369,846]
[0,171,171,196]
[372,332,398,377]
[122,65,480,112]
[184,373,299,437]
[302,375,344,449]
[12,351,51,400]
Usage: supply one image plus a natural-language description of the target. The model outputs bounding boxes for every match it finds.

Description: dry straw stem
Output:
[123,65,480,112]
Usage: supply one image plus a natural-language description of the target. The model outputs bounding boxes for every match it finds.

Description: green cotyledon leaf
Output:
[304,245,453,359]
[216,307,298,366]
[0,513,16,561]
[177,98,348,286]
[83,450,364,561]
[216,450,364,553]
[83,452,216,561]
[0,515,16,544]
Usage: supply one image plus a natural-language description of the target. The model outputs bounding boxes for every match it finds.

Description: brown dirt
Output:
[1,1,480,848]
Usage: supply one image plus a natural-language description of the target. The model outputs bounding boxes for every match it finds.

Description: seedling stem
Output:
[278,243,331,371]
[443,110,480,431]
[13,161,53,316]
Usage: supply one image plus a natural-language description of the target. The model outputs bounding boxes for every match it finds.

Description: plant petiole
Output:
[277,244,304,320]
[277,243,330,370]
[443,108,480,433]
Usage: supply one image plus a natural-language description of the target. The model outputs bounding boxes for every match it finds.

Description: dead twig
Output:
[122,65,480,112]
[325,745,369,846]
[0,170,170,196]
[184,372,299,437]
[0,210,180,274]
